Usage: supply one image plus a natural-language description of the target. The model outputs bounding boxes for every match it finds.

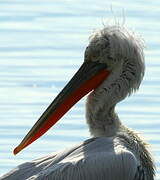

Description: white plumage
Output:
[0,26,155,180]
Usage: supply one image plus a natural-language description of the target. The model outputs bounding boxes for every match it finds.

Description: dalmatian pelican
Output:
[0,26,155,180]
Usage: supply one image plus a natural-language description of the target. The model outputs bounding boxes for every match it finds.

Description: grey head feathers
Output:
[85,25,145,97]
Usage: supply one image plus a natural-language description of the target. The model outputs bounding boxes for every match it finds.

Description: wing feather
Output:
[0,137,140,180]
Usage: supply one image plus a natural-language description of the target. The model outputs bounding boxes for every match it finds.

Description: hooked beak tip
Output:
[13,147,19,155]
[13,146,22,155]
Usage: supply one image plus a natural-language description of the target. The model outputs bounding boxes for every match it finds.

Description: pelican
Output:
[0,26,155,180]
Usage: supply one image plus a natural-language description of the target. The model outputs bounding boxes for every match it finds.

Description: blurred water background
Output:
[0,0,159,179]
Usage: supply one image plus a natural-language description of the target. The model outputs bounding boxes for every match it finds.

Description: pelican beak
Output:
[14,61,110,155]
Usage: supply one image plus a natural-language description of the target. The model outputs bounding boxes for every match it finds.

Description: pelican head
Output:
[85,26,145,94]
[14,26,145,154]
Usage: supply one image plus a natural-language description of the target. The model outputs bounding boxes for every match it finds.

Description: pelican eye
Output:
[92,49,100,58]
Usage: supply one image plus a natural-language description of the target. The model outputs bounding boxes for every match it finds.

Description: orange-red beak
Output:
[14,62,110,155]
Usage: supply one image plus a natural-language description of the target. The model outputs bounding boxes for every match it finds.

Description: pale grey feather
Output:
[1,137,139,180]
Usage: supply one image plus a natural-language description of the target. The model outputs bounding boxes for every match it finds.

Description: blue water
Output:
[0,0,160,179]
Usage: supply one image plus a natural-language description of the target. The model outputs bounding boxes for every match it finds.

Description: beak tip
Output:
[13,147,20,155]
